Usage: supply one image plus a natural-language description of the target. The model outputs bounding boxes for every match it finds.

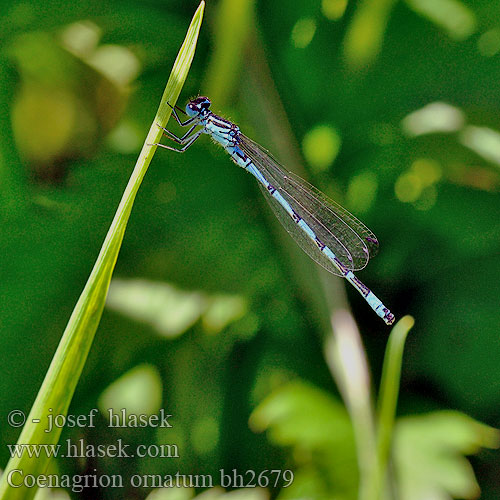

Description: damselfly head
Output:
[186,96,211,117]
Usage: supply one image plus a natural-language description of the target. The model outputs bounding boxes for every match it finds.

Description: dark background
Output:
[1,0,499,498]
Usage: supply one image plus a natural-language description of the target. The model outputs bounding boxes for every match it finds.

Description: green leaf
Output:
[250,380,352,448]
[250,380,357,499]
[0,3,205,499]
[393,411,500,500]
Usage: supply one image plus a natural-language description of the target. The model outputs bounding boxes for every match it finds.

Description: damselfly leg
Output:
[158,124,198,144]
[167,102,196,127]
[151,127,203,152]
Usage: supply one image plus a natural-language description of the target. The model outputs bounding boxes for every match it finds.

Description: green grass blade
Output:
[0,3,204,498]
[369,315,415,500]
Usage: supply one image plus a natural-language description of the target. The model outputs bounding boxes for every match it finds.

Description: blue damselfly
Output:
[153,97,395,325]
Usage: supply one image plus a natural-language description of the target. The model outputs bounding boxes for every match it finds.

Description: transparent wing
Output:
[238,134,379,275]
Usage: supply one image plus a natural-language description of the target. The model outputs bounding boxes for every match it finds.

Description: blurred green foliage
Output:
[1,0,500,499]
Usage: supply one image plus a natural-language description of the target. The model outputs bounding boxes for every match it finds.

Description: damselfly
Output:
[152,97,395,325]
